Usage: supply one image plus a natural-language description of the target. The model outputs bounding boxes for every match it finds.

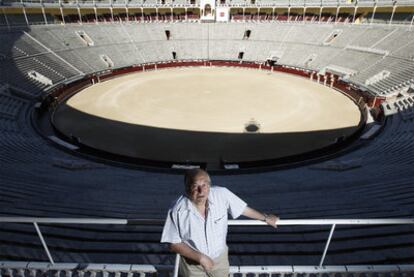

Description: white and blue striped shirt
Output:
[161,186,247,259]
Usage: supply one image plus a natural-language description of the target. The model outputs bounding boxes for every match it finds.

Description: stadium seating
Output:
[1,23,414,96]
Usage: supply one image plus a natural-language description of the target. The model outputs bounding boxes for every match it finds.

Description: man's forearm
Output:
[242,206,279,227]
[169,242,215,271]
[242,206,267,220]
[169,242,203,263]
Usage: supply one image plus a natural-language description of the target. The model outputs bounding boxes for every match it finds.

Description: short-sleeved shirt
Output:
[160,186,247,259]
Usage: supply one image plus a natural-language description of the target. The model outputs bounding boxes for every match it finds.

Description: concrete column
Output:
[60,6,65,24]
[303,7,307,22]
[22,6,29,25]
[352,6,357,23]
[77,7,82,23]
[94,7,98,23]
[319,6,323,23]
[287,6,290,22]
[2,8,10,28]
[410,14,414,31]
[335,5,340,24]
[389,4,397,25]
[370,4,377,25]
[41,6,48,24]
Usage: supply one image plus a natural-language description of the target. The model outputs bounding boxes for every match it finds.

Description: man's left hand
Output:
[265,214,279,228]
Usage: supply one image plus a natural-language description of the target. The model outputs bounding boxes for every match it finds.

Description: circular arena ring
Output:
[40,61,367,171]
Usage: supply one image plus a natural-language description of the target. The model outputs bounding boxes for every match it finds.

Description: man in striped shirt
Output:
[161,169,279,277]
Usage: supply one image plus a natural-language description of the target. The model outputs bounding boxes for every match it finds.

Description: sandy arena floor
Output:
[67,67,361,133]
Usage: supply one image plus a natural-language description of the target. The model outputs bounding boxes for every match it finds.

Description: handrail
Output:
[1,217,413,269]
[1,217,413,225]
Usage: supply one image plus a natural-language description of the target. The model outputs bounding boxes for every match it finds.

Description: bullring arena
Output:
[53,67,361,167]
[1,3,414,276]
[62,67,359,133]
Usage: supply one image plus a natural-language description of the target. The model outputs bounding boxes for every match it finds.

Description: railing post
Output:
[319,224,335,267]
[173,253,180,277]
[33,222,55,264]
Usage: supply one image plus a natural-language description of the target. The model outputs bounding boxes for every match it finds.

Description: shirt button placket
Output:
[204,209,209,255]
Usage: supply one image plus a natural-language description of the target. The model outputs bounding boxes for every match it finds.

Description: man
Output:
[161,169,279,277]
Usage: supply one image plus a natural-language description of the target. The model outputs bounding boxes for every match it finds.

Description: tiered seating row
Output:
[0,94,25,119]
[2,24,409,96]
[18,23,413,96]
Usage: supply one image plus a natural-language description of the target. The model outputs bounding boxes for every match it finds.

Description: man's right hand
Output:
[169,243,215,272]
[199,254,214,272]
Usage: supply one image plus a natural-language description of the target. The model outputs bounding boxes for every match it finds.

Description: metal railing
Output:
[0,217,413,274]
[3,0,414,7]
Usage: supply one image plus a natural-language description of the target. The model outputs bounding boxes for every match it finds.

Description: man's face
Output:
[188,174,210,205]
